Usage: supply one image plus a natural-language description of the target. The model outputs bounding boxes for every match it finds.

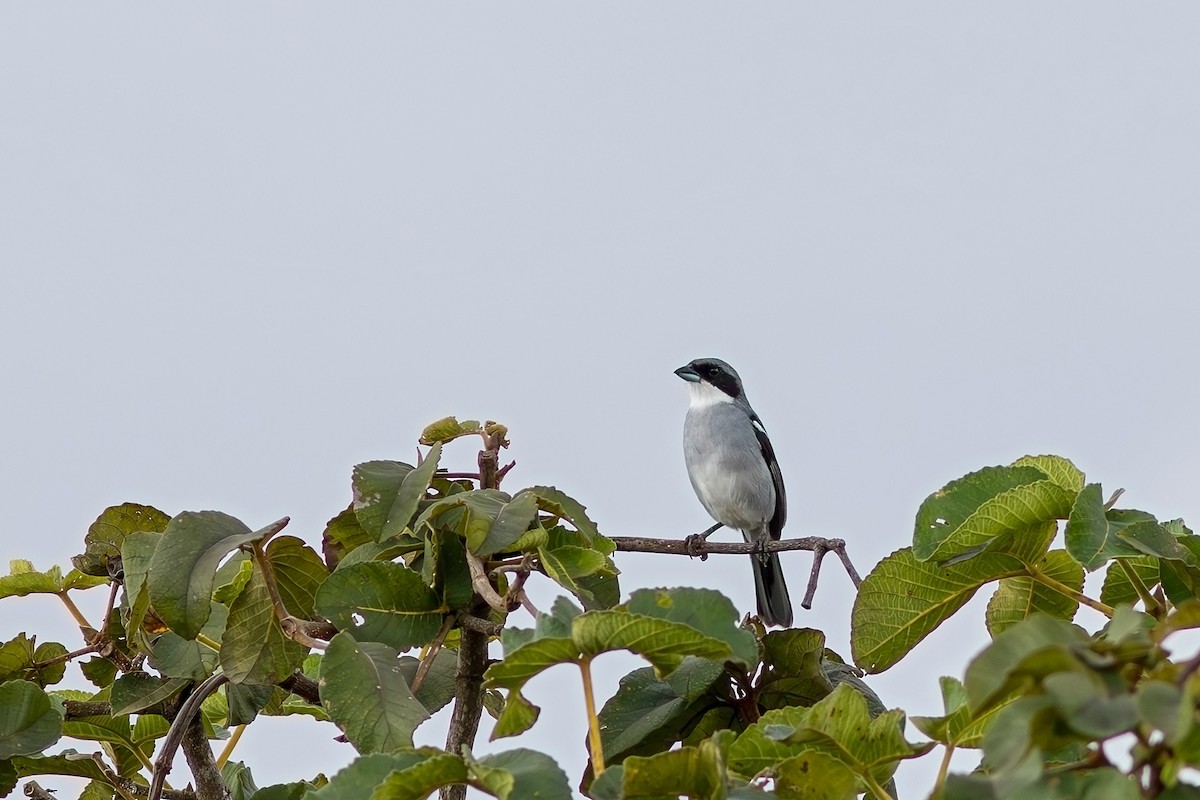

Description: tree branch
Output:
[610,535,865,606]
[181,712,230,800]
[149,673,230,800]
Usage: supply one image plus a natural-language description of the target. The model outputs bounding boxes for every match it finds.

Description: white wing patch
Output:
[751,418,767,435]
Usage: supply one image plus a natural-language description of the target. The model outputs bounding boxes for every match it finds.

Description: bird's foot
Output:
[684,522,724,560]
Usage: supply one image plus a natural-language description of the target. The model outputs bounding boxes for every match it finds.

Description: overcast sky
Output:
[3,5,1200,799]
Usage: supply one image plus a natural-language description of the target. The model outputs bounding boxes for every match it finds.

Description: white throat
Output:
[687,380,735,409]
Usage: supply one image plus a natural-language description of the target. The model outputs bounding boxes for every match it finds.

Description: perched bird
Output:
[675,358,793,627]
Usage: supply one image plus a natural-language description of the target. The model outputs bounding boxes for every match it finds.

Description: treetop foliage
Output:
[2,420,1200,799]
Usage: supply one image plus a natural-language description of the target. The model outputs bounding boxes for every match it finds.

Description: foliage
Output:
[2,423,1199,799]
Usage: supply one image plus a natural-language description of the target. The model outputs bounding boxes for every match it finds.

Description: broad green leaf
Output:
[382,443,442,541]
[120,531,161,640]
[226,683,278,726]
[220,564,306,685]
[9,750,110,782]
[774,749,860,800]
[484,638,580,691]
[421,529,474,611]
[0,635,68,687]
[0,560,106,600]
[475,492,538,556]
[306,753,420,800]
[322,506,376,569]
[72,503,170,577]
[396,650,458,718]
[249,783,313,800]
[1136,681,1190,743]
[964,615,1091,714]
[729,684,927,786]
[314,561,444,651]
[352,461,416,539]
[1011,455,1085,493]
[524,486,605,547]
[913,462,1075,564]
[223,760,259,800]
[596,657,725,763]
[0,681,63,759]
[620,731,732,800]
[369,752,468,799]
[851,546,1027,673]
[911,676,1020,749]
[80,657,117,689]
[266,536,328,619]
[0,759,14,798]
[539,545,612,609]
[419,416,482,445]
[109,673,187,715]
[1042,671,1137,739]
[491,690,539,739]
[572,611,732,678]
[1101,556,1159,608]
[1065,485,1152,570]
[320,633,430,753]
[59,708,143,774]
[468,749,572,800]
[985,549,1083,636]
[418,491,509,552]
[757,628,834,710]
[147,511,264,640]
[626,587,758,669]
[145,603,228,679]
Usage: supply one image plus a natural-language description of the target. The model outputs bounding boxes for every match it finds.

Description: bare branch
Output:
[278,670,321,706]
[457,613,504,638]
[149,673,230,800]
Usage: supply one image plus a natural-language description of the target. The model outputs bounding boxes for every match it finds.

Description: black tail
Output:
[751,551,793,627]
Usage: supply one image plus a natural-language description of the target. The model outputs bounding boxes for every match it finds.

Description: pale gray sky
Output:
[3,5,1200,798]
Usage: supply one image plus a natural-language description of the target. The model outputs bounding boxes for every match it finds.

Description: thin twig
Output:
[149,673,230,800]
[280,617,335,650]
[411,615,456,693]
[800,540,830,610]
[466,551,507,612]
[31,642,104,669]
[457,614,504,638]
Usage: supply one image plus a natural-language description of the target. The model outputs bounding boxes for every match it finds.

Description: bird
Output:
[675,357,793,627]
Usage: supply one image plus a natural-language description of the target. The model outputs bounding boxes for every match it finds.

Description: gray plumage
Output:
[676,358,793,627]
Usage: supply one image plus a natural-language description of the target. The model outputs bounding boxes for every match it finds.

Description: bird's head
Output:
[675,358,744,404]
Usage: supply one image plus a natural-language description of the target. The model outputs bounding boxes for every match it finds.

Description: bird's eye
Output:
[708,367,719,376]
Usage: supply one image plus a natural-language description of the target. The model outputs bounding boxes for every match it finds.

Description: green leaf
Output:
[1065,485,1153,570]
[729,684,928,787]
[352,460,416,539]
[913,461,1076,564]
[626,587,758,669]
[369,751,468,799]
[475,492,538,557]
[620,731,734,800]
[1011,455,1085,493]
[596,657,725,763]
[147,511,264,640]
[9,750,110,782]
[469,748,572,800]
[484,637,580,691]
[306,753,417,800]
[120,532,161,640]
[384,444,442,541]
[985,549,1083,636]
[0,681,63,759]
[0,635,67,687]
[524,486,604,545]
[538,545,612,609]
[319,633,431,753]
[321,506,375,570]
[1101,556,1159,608]
[851,546,1028,673]
[419,416,482,445]
[225,683,277,726]
[266,536,329,619]
[223,760,259,800]
[774,749,861,800]
[80,657,117,689]
[964,615,1091,714]
[757,629,835,710]
[314,562,444,651]
[491,691,540,740]
[911,676,1022,750]
[572,611,733,678]
[109,673,187,715]
[220,564,306,685]
[1042,671,1137,739]
[249,782,314,800]
[146,603,228,679]
[72,503,171,577]
[422,529,474,611]
[418,491,509,552]
[0,560,107,600]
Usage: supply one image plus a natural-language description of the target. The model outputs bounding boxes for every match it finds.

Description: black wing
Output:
[749,412,786,540]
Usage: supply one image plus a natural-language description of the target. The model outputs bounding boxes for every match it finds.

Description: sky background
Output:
[3,4,1200,798]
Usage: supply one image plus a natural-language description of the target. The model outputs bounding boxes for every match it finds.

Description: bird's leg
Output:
[684,522,724,559]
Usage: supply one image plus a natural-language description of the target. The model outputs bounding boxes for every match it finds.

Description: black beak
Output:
[674,364,701,383]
